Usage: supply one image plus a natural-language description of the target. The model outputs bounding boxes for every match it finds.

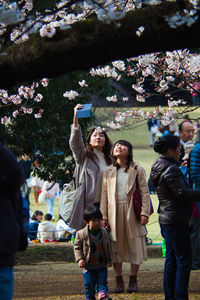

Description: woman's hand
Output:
[78,259,85,268]
[73,104,83,128]
[101,219,108,228]
[140,215,149,226]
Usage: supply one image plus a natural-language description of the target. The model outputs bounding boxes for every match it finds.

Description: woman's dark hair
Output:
[112,140,134,172]
[86,128,112,165]
[31,210,43,221]
[84,206,102,223]
[154,135,180,155]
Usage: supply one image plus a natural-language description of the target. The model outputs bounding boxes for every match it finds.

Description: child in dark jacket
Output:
[74,206,112,300]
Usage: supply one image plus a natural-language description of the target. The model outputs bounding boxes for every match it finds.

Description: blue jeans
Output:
[46,196,56,218]
[82,267,109,300]
[0,267,14,300]
[160,224,192,300]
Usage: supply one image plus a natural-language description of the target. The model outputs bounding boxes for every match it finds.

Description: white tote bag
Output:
[38,190,46,203]
[59,158,87,222]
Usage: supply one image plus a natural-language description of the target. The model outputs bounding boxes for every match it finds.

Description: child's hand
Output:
[46,194,50,198]
[108,263,112,267]
[78,259,85,268]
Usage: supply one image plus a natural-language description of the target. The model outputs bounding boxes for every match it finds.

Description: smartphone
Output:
[76,104,92,118]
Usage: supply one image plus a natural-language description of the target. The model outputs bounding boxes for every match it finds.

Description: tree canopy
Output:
[0,0,200,181]
[1,1,200,89]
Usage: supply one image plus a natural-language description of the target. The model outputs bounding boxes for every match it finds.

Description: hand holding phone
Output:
[76,104,92,118]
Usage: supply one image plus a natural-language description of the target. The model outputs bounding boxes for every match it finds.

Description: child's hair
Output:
[45,213,53,221]
[84,206,102,223]
[31,210,43,221]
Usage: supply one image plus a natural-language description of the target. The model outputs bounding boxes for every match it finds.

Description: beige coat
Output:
[100,164,151,241]
[74,225,112,265]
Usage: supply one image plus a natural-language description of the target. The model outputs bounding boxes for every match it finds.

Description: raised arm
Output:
[69,104,87,164]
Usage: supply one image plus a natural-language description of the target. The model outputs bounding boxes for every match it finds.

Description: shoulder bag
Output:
[132,165,154,222]
[59,158,87,223]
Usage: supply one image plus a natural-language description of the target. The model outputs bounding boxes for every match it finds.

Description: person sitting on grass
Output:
[37,213,59,243]
[56,215,76,242]
[73,206,112,300]
[28,210,43,241]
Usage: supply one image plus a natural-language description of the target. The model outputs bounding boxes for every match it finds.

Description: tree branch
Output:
[1,1,200,89]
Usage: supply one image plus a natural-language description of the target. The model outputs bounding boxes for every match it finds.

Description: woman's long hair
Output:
[85,128,112,165]
[112,140,134,172]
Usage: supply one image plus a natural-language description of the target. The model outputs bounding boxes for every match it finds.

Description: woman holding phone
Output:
[69,104,112,231]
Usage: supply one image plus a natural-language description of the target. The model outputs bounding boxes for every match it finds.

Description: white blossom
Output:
[1,116,11,125]
[63,90,79,100]
[136,94,145,102]
[0,2,21,25]
[39,25,56,38]
[12,110,19,118]
[106,121,122,130]
[34,93,43,102]
[165,10,198,29]
[112,60,126,71]
[132,84,145,94]
[40,78,49,87]
[78,80,88,87]
[136,26,145,37]
[106,95,118,102]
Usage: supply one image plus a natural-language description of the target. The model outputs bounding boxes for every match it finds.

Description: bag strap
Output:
[47,182,56,191]
[134,165,139,189]
[78,157,87,186]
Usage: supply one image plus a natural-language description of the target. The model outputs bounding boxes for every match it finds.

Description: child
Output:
[37,213,59,242]
[74,206,112,300]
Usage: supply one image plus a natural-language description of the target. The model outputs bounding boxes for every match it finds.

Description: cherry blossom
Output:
[63,90,79,100]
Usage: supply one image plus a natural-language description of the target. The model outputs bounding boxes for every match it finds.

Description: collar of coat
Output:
[106,163,138,194]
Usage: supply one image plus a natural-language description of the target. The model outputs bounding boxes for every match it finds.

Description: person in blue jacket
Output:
[28,210,43,241]
[189,128,200,269]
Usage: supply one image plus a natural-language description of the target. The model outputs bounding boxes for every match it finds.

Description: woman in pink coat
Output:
[101,140,151,293]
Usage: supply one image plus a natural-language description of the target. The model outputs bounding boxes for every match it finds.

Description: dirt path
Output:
[13,258,200,299]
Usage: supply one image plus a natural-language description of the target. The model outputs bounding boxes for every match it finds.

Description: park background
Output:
[28,106,200,245]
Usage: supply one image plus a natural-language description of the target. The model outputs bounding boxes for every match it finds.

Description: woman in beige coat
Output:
[101,140,151,293]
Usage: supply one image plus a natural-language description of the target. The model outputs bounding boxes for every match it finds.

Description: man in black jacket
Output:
[0,143,24,300]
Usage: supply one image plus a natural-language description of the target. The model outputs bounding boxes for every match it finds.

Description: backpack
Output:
[17,190,30,252]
